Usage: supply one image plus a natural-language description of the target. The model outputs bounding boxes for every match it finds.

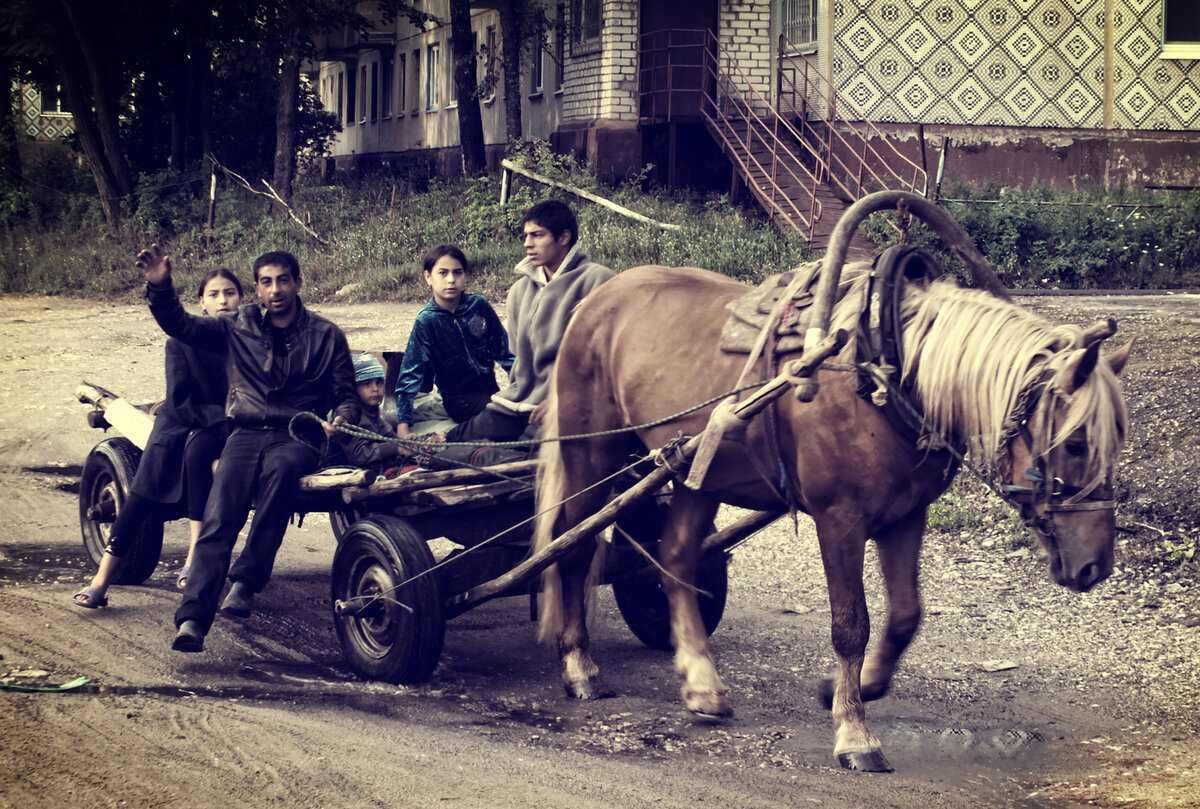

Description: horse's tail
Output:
[534,386,566,644]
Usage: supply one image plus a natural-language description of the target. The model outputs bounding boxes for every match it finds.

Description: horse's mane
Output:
[898,280,1127,479]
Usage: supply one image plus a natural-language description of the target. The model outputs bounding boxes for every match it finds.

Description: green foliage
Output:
[927,476,1029,548]
[0,143,816,301]
[862,185,1200,289]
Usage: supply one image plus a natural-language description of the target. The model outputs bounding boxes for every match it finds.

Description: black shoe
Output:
[219,581,254,619]
[172,620,205,653]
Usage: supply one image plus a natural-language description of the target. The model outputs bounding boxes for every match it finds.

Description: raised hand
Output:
[136,244,172,286]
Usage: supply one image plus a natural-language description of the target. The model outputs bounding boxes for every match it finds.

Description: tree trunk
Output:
[272,42,301,215]
[59,0,133,198]
[48,8,124,226]
[499,0,523,143]
[450,0,486,173]
[0,52,21,189]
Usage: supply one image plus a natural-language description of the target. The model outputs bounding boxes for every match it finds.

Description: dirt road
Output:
[1,293,1198,809]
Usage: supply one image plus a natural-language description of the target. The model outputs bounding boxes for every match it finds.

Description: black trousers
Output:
[175,427,319,631]
[108,425,226,557]
[443,406,530,442]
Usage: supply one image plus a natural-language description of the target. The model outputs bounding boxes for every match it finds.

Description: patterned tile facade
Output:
[1112,0,1200,129]
[832,0,1199,130]
[19,84,74,141]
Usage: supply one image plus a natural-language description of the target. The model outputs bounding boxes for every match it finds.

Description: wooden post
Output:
[499,164,510,205]
[917,123,928,196]
[934,135,950,202]
[206,171,217,229]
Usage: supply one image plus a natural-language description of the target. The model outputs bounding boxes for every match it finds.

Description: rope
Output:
[336,452,658,614]
[312,378,775,457]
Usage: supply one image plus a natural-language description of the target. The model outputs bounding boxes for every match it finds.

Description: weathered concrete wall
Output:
[871,124,1200,190]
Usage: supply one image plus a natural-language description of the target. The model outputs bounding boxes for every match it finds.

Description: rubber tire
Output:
[329,507,362,543]
[331,516,445,683]
[78,438,164,585]
[611,502,729,651]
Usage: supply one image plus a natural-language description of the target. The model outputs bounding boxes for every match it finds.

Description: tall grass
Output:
[0,143,815,302]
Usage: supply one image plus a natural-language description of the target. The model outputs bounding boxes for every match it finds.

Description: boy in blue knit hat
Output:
[394,245,514,437]
[339,353,411,471]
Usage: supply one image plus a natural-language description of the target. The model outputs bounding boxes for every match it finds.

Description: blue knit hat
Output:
[353,353,385,383]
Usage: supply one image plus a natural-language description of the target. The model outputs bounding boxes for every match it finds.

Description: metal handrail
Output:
[700,53,824,235]
[777,34,928,196]
[698,30,829,235]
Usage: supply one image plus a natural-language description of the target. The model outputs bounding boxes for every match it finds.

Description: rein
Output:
[861,365,1117,541]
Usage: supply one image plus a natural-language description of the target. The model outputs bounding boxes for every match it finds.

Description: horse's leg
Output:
[815,508,893,772]
[546,434,629,700]
[819,508,926,708]
[658,487,729,717]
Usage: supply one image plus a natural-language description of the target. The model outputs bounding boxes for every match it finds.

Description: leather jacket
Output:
[146,279,360,428]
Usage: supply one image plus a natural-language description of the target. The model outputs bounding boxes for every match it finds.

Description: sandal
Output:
[175,565,191,590]
[72,587,108,609]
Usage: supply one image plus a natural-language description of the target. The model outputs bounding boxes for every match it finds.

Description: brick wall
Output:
[561,0,639,123]
[719,0,774,99]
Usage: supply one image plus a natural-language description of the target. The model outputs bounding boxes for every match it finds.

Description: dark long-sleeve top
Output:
[145,278,360,428]
[393,293,514,425]
[129,338,228,504]
[337,404,406,469]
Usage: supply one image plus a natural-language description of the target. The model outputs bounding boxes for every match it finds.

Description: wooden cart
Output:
[76,382,759,683]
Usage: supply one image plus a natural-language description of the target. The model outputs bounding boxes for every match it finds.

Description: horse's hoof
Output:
[836,750,894,773]
[685,690,733,719]
[817,678,835,710]
[563,679,615,700]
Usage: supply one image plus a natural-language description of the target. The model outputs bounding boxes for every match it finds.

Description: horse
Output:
[531,192,1132,773]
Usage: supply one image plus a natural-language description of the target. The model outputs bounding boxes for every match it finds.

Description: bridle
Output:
[998,382,1117,543]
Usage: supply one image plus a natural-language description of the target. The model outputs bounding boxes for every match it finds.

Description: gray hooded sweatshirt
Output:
[489,243,615,414]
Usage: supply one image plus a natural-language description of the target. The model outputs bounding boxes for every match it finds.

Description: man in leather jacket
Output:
[138,245,359,653]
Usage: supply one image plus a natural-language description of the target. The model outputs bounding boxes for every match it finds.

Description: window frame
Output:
[397,52,407,115]
[570,0,602,56]
[426,42,440,111]
[1162,0,1200,59]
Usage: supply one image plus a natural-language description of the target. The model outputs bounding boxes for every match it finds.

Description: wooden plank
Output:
[410,479,528,508]
[500,159,682,232]
[342,459,538,503]
[297,468,374,492]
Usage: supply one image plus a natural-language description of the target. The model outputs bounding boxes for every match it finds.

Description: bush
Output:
[862,185,1200,289]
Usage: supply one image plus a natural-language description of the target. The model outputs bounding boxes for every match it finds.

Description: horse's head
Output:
[1004,325,1132,592]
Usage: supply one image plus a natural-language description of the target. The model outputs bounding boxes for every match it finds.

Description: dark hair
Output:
[521,200,577,247]
[196,267,244,299]
[422,244,471,274]
[252,250,301,283]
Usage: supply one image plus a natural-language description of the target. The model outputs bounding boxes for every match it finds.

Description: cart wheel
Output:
[611,501,728,651]
[329,507,361,543]
[331,516,444,683]
[78,438,164,585]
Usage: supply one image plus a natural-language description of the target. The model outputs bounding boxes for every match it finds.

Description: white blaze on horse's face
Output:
[1011,339,1132,593]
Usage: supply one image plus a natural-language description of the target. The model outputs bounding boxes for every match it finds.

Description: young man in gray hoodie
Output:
[444,200,614,441]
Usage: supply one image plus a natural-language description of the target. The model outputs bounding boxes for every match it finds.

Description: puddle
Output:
[885,722,1045,759]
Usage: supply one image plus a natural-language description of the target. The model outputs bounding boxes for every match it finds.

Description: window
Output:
[780,0,818,51]
[426,43,440,110]
[449,38,458,105]
[337,73,344,122]
[359,64,368,122]
[383,53,393,117]
[555,4,565,89]
[370,61,379,121]
[530,33,544,94]
[483,25,498,101]
[38,82,71,115]
[398,53,407,113]
[1163,0,1200,59]
[412,49,420,111]
[570,0,601,52]
[345,67,356,125]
